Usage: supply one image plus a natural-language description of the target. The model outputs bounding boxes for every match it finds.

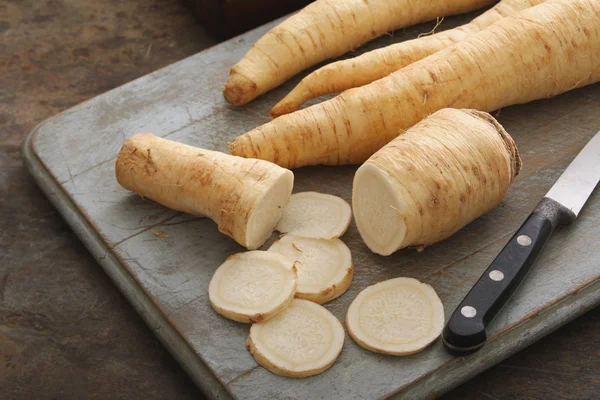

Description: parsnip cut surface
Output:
[209,251,297,323]
[346,278,444,355]
[275,192,351,239]
[247,299,345,378]
[268,235,353,304]
[353,163,407,256]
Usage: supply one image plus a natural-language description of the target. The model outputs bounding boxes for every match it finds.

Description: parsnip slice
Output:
[275,192,351,239]
[269,235,353,304]
[346,277,444,355]
[247,298,344,378]
[209,251,297,323]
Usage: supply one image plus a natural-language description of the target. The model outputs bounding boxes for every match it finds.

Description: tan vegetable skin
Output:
[272,0,547,117]
[223,0,496,105]
[353,108,521,255]
[115,133,294,249]
[229,0,600,169]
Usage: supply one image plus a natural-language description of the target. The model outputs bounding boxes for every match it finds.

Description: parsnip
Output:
[346,278,444,355]
[115,134,293,249]
[272,0,546,117]
[276,192,352,239]
[269,235,353,304]
[209,251,297,323]
[247,298,345,378]
[229,0,600,169]
[223,0,497,105]
[353,109,520,255]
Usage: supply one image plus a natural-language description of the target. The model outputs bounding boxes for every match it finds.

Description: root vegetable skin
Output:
[353,108,521,255]
[115,133,294,249]
[272,0,547,117]
[229,0,600,168]
[223,0,497,105]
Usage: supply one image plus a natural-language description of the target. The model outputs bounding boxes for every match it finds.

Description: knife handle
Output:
[442,197,576,353]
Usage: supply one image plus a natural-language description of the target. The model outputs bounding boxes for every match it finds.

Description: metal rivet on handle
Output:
[489,270,505,281]
[517,235,532,246]
[461,306,477,318]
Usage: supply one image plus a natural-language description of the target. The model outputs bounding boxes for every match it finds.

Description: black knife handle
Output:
[442,197,576,353]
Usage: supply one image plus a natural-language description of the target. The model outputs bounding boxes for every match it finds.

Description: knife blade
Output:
[442,130,600,353]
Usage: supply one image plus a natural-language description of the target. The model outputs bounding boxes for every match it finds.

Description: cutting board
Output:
[22,12,600,400]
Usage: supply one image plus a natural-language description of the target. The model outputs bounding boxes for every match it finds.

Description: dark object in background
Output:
[181,0,312,39]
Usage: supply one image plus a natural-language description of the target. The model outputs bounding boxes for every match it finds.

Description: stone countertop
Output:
[1,1,598,399]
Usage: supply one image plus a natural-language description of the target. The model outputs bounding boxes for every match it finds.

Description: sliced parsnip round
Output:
[275,192,352,239]
[209,251,297,323]
[268,235,353,304]
[346,277,444,355]
[247,298,344,378]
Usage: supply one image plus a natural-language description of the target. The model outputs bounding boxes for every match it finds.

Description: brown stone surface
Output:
[0,1,598,399]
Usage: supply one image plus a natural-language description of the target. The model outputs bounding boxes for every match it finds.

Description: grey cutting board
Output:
[22,12,600,400]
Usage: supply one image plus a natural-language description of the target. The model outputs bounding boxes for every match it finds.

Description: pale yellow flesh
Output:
[346,278,444,355]
[352,164,407,256]
[276,192,352,239]
[268,235,353,304]
[247,299,345,378]
[246,171,294,249]
[209,251,297,323]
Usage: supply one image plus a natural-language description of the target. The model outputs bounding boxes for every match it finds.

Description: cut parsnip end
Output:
[353,163,407,256]
[209,251,297,323]
[269,235,353,304]
[346,278,444,355]
[245,171,295,249]
[276,192,351,239]
[247,298,344,378]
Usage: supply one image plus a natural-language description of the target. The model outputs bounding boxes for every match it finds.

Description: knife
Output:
[442,130,600,353]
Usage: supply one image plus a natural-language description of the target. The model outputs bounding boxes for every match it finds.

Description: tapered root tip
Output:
[270,99,297,118]
[223,72,258,106]
[270,86,310,118]
[227,137,249,157]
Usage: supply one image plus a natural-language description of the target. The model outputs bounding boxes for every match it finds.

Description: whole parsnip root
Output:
[229,0,600,169]
[115,134,294,250]
[223,0,496,105]
[272,0,546,117]
[353,108,521,256]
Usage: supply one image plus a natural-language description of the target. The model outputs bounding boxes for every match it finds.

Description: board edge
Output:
[21,123,236,400]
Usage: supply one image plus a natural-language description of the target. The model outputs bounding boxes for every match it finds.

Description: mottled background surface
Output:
[1,1,598,399]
